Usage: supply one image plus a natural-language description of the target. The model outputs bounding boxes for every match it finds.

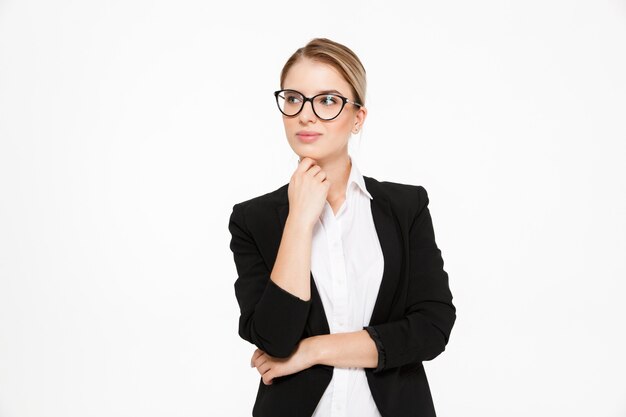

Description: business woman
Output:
[228,37,456,417]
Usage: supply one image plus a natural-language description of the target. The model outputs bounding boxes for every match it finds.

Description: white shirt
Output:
[310,156,384,417]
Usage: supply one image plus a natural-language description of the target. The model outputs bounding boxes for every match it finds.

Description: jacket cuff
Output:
[364,325,386,373]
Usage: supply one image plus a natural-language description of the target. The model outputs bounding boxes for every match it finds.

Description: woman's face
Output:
[280,58,367,164]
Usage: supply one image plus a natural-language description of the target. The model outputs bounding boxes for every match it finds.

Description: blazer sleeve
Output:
[364,186,456,373]
[228,202,312,358]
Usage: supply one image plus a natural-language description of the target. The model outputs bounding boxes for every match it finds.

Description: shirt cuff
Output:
[363,325,386,373]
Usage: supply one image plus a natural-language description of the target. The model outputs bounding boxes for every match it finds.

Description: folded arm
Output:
[306,330,379,369]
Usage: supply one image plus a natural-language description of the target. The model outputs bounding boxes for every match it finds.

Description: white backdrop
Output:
[1,1,625,416]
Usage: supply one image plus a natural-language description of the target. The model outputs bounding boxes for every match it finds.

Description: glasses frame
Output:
[273,89,363,121]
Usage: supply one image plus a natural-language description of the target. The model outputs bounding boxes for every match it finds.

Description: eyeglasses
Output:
[273,89,363,121]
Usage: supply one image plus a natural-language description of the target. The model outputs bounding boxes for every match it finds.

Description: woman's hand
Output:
[287,157,330,229]
[250,337,318,385]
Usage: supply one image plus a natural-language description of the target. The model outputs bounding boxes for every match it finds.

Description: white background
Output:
[1,1,625,416]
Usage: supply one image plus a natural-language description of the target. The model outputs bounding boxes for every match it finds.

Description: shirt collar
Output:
[348,156,373,200]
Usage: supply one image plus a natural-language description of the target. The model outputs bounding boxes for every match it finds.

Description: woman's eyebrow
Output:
[317,89,343,95]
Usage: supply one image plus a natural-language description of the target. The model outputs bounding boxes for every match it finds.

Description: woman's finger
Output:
[252,355,268,370]
[256,360,272,376]
[262,370,274,385]
[250,348,264,367]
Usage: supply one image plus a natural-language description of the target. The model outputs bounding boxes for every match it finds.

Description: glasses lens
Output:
[276,90,303,116]
[312,94,344,120]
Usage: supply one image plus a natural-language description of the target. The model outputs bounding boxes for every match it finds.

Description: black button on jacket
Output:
[228,175,456,417]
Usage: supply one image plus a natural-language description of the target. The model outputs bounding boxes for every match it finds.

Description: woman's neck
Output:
[317,154,352,208]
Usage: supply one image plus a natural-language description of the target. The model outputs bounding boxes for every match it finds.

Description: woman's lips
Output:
[297,133,321,143]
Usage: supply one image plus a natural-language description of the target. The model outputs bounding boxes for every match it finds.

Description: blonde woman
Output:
[228,37,456,417]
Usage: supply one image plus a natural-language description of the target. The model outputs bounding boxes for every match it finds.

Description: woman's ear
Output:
[352,107,367,133]
[355,106,367,132]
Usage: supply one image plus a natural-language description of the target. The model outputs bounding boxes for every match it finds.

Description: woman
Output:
[228,37,456,417]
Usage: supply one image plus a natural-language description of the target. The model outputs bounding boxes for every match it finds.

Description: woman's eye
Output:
[286,95,301,103]
[319,95,338,106]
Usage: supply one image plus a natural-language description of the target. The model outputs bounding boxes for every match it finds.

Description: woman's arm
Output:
[362,186,456,373]
[251,330,378,385]
[307,330,378,369]
[231,159,330,359]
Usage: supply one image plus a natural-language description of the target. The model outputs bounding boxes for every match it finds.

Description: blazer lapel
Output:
[363,175,403,327]
[275,175,402,334]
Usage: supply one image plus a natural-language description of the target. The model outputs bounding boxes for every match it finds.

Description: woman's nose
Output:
[298,99,317,123]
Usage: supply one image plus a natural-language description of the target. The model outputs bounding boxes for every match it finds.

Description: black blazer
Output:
[228,175,456,417]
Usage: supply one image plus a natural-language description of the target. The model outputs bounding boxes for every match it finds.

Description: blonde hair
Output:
[279,38,367,107]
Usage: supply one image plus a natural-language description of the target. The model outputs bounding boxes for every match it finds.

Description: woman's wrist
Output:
[303,335,324,367]
[285,213,315,233]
